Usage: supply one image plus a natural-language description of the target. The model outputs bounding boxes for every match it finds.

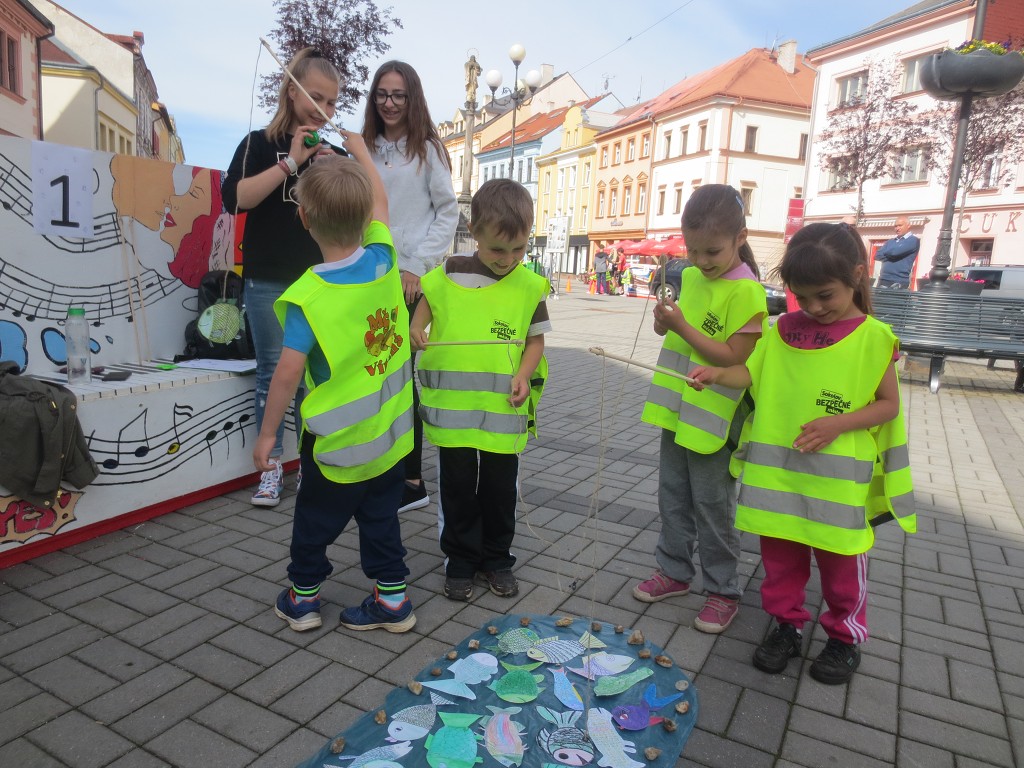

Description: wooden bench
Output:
[870,287,1024,393]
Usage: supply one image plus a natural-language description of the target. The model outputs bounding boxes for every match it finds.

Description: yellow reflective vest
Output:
[419,263,549,453]
[733,316,915,554]
[642,266,767,453]
[274,222,413,483]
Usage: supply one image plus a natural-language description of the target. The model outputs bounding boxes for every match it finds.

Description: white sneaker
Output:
[251,459,283,507]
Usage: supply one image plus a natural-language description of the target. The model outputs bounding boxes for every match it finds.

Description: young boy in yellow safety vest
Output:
[410,179,551,601]
[254,132,416,634]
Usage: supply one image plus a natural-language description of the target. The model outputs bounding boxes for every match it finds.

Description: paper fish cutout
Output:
[387,703,438,742]
[337,741,413,768]
[481,705,527,767]
[585,708,644,768]
[567,653,635,681]
[425,712,483,768]
[423,653,499,700]
[487,627,543,656]
[536,707,595,767]
[488,661,545,703]
[593,668,654,697]
[610,684,684,730]
[549,666,584,711]
[526,631,607,664]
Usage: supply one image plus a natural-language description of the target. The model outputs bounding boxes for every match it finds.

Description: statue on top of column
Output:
[465,54,482,106]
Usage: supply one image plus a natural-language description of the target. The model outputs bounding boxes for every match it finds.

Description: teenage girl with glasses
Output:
[361,61,459,514]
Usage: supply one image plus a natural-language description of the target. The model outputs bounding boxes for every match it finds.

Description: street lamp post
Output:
[485,44,542,180]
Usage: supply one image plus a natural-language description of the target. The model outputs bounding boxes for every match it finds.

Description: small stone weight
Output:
[654,654,673,668]
[374,709,387,725]
[330,737,346,754]
[488,626,499,635]
[520,617,531,627]
[644,747,662,760]
[627,629,644,645]
[675,701,690,714]
[675,679,690,691]
[662,718,677,732]
[590,621,602,632]
[555,616,573,627]
[468,639,480,649]
[614,625,624,634]
[638,648,652,659]
[430,667,442,676]
[446,650,458,660]
[408,680,423,695]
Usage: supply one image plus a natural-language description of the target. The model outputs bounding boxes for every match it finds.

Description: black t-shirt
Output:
[221,130,344,284]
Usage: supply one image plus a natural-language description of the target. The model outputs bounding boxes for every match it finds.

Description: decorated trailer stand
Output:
[0,136,297,567]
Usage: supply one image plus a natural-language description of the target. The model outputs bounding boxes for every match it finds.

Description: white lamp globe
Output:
[485,69,503,90]
[508,44,526,65]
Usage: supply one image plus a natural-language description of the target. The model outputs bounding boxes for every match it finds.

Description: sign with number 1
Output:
[31,141,94,238]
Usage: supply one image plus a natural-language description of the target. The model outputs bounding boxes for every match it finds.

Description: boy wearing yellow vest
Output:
[254,135,416,634]
[410,179,550,601]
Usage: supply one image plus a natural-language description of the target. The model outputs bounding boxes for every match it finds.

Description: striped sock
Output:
[376,580,407,609]
[292,583,320,604]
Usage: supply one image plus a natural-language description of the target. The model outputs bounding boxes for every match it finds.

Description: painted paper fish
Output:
[337,741,413,768]
[526,632,607,664]
[610,684,684,730]
[549,666,584,711]
[593,668,653,697]
[567,653,635,681]
[425,712,483,768]
[584,708,644,768]
[486,627,543,656]
[481,705,526,767]
[423,652,499,700]
[387,703,438,741]
[536,707,595,767]
[487,661,545,703]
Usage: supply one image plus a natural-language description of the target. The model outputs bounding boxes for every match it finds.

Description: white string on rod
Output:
[588,346,695,384]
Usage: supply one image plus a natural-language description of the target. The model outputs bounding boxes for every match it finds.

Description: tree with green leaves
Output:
[816,56,929,222]
[260,0,402,116]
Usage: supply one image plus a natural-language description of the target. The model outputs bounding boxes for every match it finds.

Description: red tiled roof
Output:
[480,94,606,153]
[40,38,78,65]
[608,48,815,132]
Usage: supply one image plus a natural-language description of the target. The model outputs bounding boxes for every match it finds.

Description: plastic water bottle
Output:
[65,307,92,385]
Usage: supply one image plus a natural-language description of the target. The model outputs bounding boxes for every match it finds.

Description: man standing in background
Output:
[875,216,920,289]
[593,243,609,295]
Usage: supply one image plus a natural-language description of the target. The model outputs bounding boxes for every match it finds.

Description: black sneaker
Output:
[443,576,473,601]
[753,623,802,673]
[476,569,519,597]
[809,638,861,685]
[398,481,429,513]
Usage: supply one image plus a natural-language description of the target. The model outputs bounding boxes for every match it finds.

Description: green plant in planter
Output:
[920,39,1024,100]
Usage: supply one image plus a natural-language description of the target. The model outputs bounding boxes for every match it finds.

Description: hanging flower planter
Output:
[920,43,1024,101]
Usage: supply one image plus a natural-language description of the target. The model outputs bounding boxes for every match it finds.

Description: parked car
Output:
[952,265,1024,299]
[650,258,787,314]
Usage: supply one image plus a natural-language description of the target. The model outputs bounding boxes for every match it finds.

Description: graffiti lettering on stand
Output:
[0,491,78,544]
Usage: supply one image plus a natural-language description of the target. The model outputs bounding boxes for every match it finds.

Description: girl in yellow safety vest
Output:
[636,185,767,635]
[689,222,915,686]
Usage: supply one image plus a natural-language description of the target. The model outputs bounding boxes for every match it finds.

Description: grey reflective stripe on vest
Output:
[648,382,729,440]
[883,444,910,473]
[420,405,526,435]
[418,369,513,393]
[889,490,915,519]
[657,347,743,401]
[305,363,412,436]
[316,408,413,468]
[740,486,867,530]
[745,442,874,484]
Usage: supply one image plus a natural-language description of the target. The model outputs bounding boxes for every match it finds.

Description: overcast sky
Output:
[57,0,905,170]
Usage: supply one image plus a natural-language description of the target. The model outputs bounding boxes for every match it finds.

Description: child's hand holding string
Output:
[652,298,684,336]
[687,365,720,391]
[794,416,843,453]
[509,373,530,408]
[409,324,430,351]
[289,125,327,165]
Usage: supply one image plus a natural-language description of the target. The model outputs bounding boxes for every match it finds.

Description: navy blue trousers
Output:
[287,436,410,587]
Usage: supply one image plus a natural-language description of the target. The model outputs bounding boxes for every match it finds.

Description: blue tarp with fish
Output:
[296,613,698,768]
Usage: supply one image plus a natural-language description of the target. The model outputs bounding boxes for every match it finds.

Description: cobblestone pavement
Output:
[2,290,1023,767]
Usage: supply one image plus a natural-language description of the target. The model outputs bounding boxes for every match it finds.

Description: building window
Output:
[598,190,606,218]
[637,184,647,213]
[979,149,1003,189]
[544,172,550,192]
[698,121,708,152]
[613,143,621,164]
[641,133,651,157]
[557,168,565,190]
[526,157,533,183]
[662,131,672,160]
[609,189,618,216]
[827,156,855,191]
[744,126,758,153]
[0,29,19,95]
[568,166,577,187]
[680,127,688,156]
[657,189,666,216]
[892,146,928,183]
[584,162,591,185]
[836,71,868,107]
[903,56,928,93]
[740,187,753,215]
[98,115,133,155]
[673,187,683,215]
[601,147,609,167]
[627,138,635,161]
[623,185,632,215]
[798,133,808,161]
[581,205,587,224]
[794,186,803,199]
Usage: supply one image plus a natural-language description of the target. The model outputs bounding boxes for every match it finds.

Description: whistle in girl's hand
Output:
[303,131,321,148]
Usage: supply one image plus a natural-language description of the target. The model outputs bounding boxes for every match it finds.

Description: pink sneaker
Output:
[632,571,690,603]
[694,595,739,634]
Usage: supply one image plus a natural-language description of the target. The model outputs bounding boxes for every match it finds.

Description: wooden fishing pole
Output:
[589,346,695,384]
[423,340,525,347]
[258,37,345,134]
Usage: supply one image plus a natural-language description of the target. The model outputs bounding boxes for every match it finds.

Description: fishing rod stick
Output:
[258,37,345,134]
[423,339,525,347]
[589,346,695,384]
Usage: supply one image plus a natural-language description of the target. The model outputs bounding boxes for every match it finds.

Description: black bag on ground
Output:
[178,270,252,361]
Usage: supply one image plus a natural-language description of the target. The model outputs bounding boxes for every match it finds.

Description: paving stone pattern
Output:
[2,291,1023,767]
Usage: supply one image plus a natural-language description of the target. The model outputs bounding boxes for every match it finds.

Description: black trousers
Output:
[438,447,519,578]
[287,436,409,587]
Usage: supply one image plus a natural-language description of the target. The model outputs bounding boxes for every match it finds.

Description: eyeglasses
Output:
[374,91,408,106]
